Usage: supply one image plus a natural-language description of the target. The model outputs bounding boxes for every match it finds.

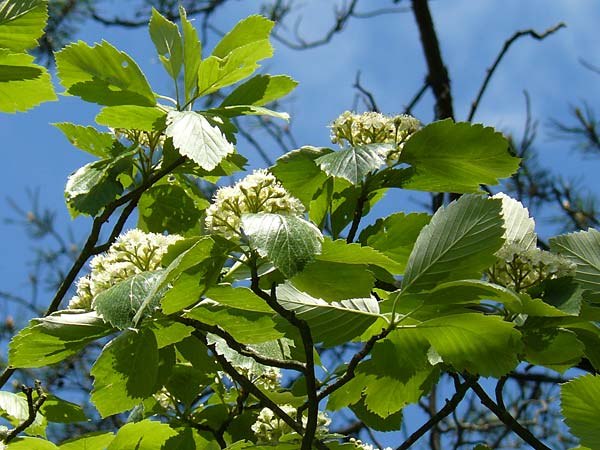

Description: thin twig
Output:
[470,379,552,450]
[396,376,475,450]
[467,22,566,122]
[354,71,379,112]
[3,380,47,444]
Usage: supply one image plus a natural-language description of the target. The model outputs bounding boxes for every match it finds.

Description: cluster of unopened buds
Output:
[487,242,576,291]
[204,169,305,239]
[68,229,182,310]
[251,404,331,444]
[349,438,392,450]
[330,111,420,163]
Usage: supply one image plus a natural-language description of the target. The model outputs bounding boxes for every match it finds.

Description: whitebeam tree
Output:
[1,2,600,450]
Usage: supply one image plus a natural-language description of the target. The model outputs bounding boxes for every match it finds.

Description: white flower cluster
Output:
[349,438,392,450]
[68,229,182,310]
[251,404,331,444]
[487,243,576,291]
[330,110,420,156]
[205,169,305,239]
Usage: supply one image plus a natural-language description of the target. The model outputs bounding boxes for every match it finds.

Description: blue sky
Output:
[1,0,599,446]
[3,0,600,321]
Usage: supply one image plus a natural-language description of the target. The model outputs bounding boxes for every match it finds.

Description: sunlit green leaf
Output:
[58,432,114,450]
[0,0,47,51]
[107,419,177,450]
[180,6,201,104]
[6,437,57,450]
[0,50,56,112]
[166,110,234,171]
[149,8,182,81]
[561,374,600,449]
[412,313,522,377]
[359,212,431,273]
[40,395,87,423]
[523,327,584,373]
[242,213,323,278]
[53,122,114,158]
[56,40,155,106]
[276,283,382,347]
[220,74,297,107]
[91,329,159,417]
[403,195,504,292]
[550,228,600,293]
[398,119,520,193]
[8,311,114,368]
[96,105,166,131]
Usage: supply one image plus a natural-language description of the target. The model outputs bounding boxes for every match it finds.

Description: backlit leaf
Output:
[561,374,600,449]
[149,8,182,80]
[107,420,177,450]
[550,228,600,293]
[403,195,504,292]
[0,0,47,51]
[398,119,519,193]
[53,122,114,158]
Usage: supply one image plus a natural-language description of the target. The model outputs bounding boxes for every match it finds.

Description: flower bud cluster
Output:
[330,110,420,157]
[68,229,182,310]
[251,404,331,444]
[110,127,165,149]
[487,243,576,291]
[205,169,305,239]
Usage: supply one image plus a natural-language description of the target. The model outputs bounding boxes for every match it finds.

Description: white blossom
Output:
[251,404,331,444]
[205,169,305,239]
[488,242,576,291]
[68,229,182,310]
[349,438,392,450]
[329,110,420,162]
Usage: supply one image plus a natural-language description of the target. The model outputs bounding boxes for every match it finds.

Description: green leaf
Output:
[180,6,201,104]
[96,105,166,132]
[58,432,114,450]
[317,238,404,274]
[107,420,177,450]
[523,328,584,373]
[204,285,273,313]
[161,237,233,314]
[242,213,323,278]
[0,50,56,112]
[166,110,234,171]
[493,192,536,250]
[94,271,165,330]
[64,150,135,218]
[359,212,431,273]
[413,313,522,377]
[137,180,208,235]
[0,0,47,51]
[291,260,375,302]
[0,391,46,435]
[276,283,382,347]
[149,8,182,81]
[206,104,290,121]
[147,318,193,348]
[350,395,404,432]
[185,302,283,344]
[270,146,332,208]
[424,279,521,310]
[8,311,114,368]
[6,437,57,450]
[197,15,274,96]
[56,40,155,106]
[40,395,87,423]
[397,119,520,193]
[91,329,159,417]
[550,228,600,292]
[221,75,297,107]
[402,195,505,293]
[316,144,391,185]
[561,374,600,449]
[53,123,114,158]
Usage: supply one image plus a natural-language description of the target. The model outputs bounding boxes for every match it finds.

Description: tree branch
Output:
[3,380,47,444]
[470,379,552,450]
[467,22,566,122]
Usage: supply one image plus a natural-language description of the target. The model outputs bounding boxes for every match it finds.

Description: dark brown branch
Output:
[411,0,454,121]
[404,82,429,115]
[353,71,379,112]
[3,381,47,444]
[467,22,566,122]
[396,376,475,450]
[470,379,552,450]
